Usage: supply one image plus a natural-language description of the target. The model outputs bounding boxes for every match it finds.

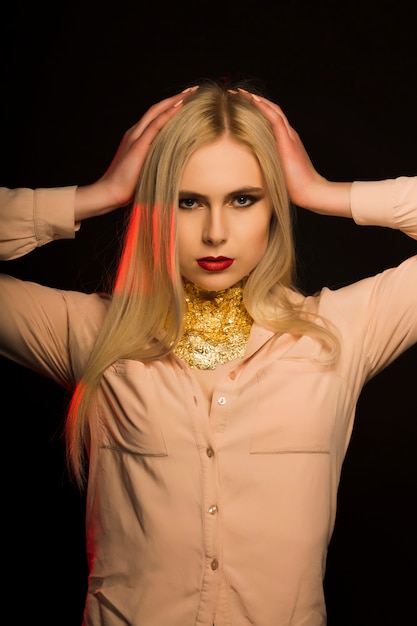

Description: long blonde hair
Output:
[66,80,339,487]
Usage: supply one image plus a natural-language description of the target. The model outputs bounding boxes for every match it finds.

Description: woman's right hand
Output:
[74,88,197,221]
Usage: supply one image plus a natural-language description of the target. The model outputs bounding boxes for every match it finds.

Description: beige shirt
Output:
[1,178,416,625]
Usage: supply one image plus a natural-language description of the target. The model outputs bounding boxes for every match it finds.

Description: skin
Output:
[74,89,194,220]
[247,92,351,216]
[177,136,273,293]
[74,88,351,224]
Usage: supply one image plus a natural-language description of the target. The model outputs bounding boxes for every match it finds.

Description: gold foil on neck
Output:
[174,280,253,370]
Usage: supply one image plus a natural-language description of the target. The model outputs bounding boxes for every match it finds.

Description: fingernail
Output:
[182,85,199,93]
[251,93,261,101]
[173,98,184,108]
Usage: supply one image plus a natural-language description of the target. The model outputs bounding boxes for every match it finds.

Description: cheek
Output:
[177,240,187,270]
[242,232,267,272]
[177,224,194,271]
[249,218,271,262]
[252,216,271,247]
[177,219,190,250]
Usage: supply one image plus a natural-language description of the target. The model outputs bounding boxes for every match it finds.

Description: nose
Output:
[202,207,228,246]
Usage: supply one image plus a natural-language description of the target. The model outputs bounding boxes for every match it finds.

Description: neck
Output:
[174,279,253,370]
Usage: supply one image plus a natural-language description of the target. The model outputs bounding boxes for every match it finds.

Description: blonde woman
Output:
[1,80,416,626]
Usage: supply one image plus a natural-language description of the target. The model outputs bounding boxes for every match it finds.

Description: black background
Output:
[1,1,416,624]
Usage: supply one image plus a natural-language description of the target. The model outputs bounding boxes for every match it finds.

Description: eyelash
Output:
[178,195,260,210]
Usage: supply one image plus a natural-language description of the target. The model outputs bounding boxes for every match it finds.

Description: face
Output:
[178,136,272,292]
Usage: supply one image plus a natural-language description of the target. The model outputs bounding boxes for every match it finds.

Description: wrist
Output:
[74,181,119,221]
[296,180,352,217]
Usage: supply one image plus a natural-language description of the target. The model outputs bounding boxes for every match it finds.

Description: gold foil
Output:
[174,280,253,370]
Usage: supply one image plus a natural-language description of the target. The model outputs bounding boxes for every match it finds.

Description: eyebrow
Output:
[178,186,265,202]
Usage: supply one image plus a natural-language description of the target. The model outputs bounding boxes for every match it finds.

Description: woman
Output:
[1,81,416,625]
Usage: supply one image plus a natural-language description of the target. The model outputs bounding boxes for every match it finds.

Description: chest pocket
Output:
[250,360,345,454]
[97,360,168,456]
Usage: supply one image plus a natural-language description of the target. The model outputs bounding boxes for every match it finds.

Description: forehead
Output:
[180,136,264,191]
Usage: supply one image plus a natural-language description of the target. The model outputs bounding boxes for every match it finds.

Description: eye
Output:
[178,198,199,210]
[231,194,258,208]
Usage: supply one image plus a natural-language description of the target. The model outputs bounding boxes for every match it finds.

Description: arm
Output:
[0,186,77,260]
[351,177,417,240]
[0,89,195,260]
[74,89,197,221]
[249,92,417,239]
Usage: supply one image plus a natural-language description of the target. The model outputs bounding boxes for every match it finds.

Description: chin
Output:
[184,273,244,292]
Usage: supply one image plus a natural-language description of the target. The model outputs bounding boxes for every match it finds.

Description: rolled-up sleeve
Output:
[0,186,78,260]
[351,176,417,240]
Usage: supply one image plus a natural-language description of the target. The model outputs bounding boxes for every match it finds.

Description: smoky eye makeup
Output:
[230,193,264,207]
[178,197,203,210]
[178,187,265,210]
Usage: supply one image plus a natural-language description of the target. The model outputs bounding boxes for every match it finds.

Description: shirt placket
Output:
[186,367,236,623]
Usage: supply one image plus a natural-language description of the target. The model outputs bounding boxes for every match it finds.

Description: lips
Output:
[197,257,234,272]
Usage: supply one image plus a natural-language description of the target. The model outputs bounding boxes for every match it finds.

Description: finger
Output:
[125,99,185,165]
[105,95,188,185]
[250,95,294,135]
[235,88,296,141]
[126,87,198,142]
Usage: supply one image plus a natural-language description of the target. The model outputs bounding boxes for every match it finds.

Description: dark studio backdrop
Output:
[1,1,416,624]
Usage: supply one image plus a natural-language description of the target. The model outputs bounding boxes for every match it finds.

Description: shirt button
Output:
[211,559,219,570]
[206,447,214,458]
[218,396,226,405]
[208,505,218,515]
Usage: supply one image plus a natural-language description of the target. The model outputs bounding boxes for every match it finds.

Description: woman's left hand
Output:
[245,91,351,217]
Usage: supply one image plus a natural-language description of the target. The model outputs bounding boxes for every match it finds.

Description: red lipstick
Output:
[197,256,234,272]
